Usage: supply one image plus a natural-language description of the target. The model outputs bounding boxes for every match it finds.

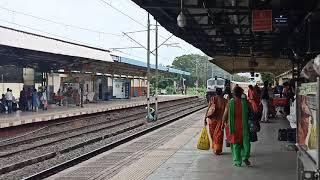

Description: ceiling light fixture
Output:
[177,0,186,28]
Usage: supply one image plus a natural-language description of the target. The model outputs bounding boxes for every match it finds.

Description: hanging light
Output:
[177,0,186,28]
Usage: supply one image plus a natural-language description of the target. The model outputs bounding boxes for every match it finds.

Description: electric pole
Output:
[146,13,151,121]
[155,21,158,120]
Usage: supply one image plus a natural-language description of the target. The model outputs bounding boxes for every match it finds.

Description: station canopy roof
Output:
[131,0,320,75]
[0,26,113,72]
[112,56,190,76]
[0,26,189,77]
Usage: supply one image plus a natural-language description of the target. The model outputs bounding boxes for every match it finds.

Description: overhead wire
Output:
[97,0,192,65]
[0,18,99,47]
[0,1,188,64]
[98,0,147,28]
[97,0,176,43]
[0,5,122,37]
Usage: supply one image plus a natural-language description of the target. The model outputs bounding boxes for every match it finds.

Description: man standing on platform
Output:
[5,88,13,113]
[260,81,270,122]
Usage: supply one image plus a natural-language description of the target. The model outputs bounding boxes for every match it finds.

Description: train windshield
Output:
[217,79,224,85]
[208,80,215,86]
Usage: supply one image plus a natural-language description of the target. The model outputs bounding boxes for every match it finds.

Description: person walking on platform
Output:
[27,87,32,111]
[205,88,227,155]
[5,88,13,114]
[260,81,270,122]
[248,85,258,113]
[223,86,251,167]
[268,83,276,118]
[41,88,48,110]
[19,88,28,111]
[32,88,39,112]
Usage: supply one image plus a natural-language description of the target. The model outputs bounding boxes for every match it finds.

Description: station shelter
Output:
[130,0,320,179]
[0,26,190,105]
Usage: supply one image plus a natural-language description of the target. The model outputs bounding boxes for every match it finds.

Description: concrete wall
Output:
[0,83,24,98]
[0,83,42,99]
[23,68,34,86]
[47,73,68,93]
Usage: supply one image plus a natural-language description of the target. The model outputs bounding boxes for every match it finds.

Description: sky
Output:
[0,0,204,66]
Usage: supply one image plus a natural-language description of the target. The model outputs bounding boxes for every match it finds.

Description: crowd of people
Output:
[0,85,86,115]
[0,87,48,114]
[204,81,295,167]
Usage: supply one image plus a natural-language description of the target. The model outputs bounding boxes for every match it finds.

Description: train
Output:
[206,77,231,101]
[206,77,227,93]
[206,76,258,101]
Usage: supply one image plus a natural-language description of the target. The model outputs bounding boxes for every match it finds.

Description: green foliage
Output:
[171,54,229,88]
[150,74,176,95]
[186,87,206,96]
[260,73,274,83]
[232,74,250,82]
[165,86,175,94]
[150,75,174,89]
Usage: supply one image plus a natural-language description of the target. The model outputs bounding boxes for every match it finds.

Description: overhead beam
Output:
[190,11,250,16]
[138,2,249,10]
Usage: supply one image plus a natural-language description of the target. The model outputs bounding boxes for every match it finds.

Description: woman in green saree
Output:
[223,86,251,167]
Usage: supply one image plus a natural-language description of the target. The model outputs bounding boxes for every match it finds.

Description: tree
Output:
[260,73,274,83]
[171,54,230,87]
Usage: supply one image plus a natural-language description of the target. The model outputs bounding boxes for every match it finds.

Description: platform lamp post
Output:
[146,13,151,121]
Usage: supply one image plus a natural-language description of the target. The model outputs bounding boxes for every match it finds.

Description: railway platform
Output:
[48,109,296,180]
[0,95,190,129]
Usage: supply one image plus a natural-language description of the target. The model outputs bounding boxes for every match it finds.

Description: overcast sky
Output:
[0,0,205,66]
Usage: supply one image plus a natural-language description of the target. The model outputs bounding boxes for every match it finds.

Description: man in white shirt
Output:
[5,88,13,113]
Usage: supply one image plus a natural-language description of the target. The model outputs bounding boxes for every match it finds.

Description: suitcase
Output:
[278,129,287,141]
[287,128,296,143]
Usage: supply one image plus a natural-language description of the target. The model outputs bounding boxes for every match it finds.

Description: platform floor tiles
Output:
[48,109,296,180]
[146,120,296,180]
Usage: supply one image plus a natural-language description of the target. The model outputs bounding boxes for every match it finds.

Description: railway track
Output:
[0,97,206,179]
[0,97,198,153]
[0,96,196,143]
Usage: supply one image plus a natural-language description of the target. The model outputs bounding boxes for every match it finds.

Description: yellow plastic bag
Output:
[197,127,210,150]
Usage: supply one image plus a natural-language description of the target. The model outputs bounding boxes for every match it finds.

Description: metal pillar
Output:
[205,60,208,85]
[1,74,4,94]
[155,21,158,120]
[196,61,198,96]
[211,64,214,78]
[146,13,151,120]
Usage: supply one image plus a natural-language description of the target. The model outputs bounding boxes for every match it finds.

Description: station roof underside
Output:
[0,26,189,77]
[131,0,320,75]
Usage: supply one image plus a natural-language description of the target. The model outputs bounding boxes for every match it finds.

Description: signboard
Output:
[274,15,288,27]
[252,10,272,32]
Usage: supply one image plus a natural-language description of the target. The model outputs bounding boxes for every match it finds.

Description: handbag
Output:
[248,111,260,133]
[249,131,258,142]
[206,97,216,118]
[308,125,317,149]
[197,127,210,150]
